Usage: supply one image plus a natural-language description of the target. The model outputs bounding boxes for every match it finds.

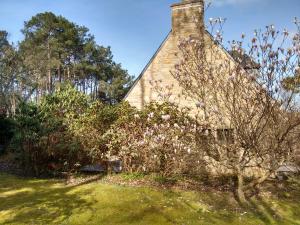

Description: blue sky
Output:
[0,0,299,77]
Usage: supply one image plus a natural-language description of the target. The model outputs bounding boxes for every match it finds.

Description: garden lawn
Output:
[0,173,299,225]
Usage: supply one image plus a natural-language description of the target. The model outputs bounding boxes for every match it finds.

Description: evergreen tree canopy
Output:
[19,12,132,103]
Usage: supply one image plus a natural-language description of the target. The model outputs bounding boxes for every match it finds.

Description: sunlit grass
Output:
[0,173,299,225]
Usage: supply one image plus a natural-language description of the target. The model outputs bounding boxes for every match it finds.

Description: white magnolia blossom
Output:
[148,112,154,118]
[196,101,205,108]
[174,123,180,129]
[228,74,236,81]
[161,114,171,121]
[270,25,275,31]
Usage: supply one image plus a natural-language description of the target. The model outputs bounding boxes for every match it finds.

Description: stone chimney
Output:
[171,0,204,37]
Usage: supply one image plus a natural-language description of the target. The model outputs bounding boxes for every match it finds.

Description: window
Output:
[196,128,234,145]
[217,129,234,144]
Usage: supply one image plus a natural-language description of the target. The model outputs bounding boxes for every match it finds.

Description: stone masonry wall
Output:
[125,0,233,116]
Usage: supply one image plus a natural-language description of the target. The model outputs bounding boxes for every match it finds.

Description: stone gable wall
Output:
[125,0,234,116]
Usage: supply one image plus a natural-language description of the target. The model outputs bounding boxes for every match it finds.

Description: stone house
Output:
[124,0,253,115]
[124,0,299,176]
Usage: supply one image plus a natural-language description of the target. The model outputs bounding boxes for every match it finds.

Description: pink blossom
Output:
[161,114,171,121]
[196,101,205,108]
[283,29,289,36]
[228,74,236,81]
[148,112,154,118]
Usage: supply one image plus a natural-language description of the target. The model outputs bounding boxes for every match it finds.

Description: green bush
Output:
[7,88,208,178]
[38,83,89,170]
[0,115,15,153]
[69,100,119,163]
[8,101,43,174]
[9,83,122,175]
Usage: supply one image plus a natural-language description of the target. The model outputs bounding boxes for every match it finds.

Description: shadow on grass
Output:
[246,178,300,225]
[248,196,279,224]
[0,173,93,225]
[1,173,299,225]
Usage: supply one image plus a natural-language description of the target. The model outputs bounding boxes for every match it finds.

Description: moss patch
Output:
[0,173,299,225]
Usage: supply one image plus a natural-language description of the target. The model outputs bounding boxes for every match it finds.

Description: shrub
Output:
[0,115,15,146]
[69,100,119,163]
[105,102,207,176]
[9,84,121,175]
[0,115,15,155]
[38,83,89,171]
[9,101,43,174]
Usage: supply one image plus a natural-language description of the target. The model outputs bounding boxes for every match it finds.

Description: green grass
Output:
[0,173,299,225]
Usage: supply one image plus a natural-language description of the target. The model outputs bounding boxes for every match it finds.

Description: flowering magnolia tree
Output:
[105,102,206,176]
[171,18,300,203]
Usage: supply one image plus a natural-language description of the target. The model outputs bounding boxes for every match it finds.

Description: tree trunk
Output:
[48,69,52,93]
[90,79,93,99]
[67,67,70,80]
[236,173,247,205]
[11,94,16,116]
[58,65,61,83]
[83,79,86,94]
[94,80,98,99]
[243,172,270,192]
[47,41,52,93]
